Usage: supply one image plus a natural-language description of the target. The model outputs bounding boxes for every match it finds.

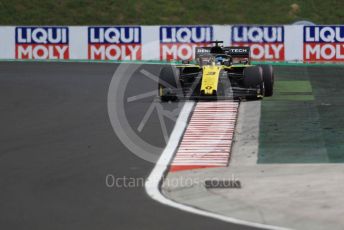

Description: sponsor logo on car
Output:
[231,26,284,61]
[196,48,211,54]
[16,27,69,59]
[88,27,142,60]
[160,26,213,60]
[229,48,249,53]
[303,26,344,61]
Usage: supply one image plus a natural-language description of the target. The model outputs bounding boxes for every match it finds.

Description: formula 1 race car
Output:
[158,41,274,101]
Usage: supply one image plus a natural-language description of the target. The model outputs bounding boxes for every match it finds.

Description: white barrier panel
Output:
[0,27,15,59]
[69,26,87,60]
[1,25,344,62]
[284,25,303,61]
[141,26,160,60]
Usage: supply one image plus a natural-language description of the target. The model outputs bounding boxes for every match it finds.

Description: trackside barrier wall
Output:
[1,25,344,62]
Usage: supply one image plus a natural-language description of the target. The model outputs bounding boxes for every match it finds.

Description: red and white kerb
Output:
[170,101,239,172]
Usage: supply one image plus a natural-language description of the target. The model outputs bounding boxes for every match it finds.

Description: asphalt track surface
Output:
[0,62,253,230]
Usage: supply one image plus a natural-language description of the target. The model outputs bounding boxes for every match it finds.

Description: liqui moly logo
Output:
[304,26,344,61]
[231,26,284,61]
[16,27,69,60]
[160,26,213,60]
[88,27,142,60]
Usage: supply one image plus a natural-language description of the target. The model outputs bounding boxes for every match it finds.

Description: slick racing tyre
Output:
[258,64,274,97]
[243,66,264,99]
[243,66,263,88]
[158,65,179,102]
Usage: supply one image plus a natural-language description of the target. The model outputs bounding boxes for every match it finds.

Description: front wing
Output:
[160,86,262,100]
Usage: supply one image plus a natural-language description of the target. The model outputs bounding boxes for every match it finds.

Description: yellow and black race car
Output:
[158,41,274,101]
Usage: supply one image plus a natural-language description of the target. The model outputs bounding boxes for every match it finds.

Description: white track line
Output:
[145,101,290,230]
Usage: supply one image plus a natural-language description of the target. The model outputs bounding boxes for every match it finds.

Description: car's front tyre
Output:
[158,66,179,102]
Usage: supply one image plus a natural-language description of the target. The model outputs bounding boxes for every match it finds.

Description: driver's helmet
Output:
[215,56,224,65]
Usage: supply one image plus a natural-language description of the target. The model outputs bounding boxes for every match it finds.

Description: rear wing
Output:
[223,47,250,58]
[195,47,212,58]
[195,46,250,59]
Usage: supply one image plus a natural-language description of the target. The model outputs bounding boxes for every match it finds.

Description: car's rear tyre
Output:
[258,64,274,97]
[159,66,179,102]
[243,66,264,99]
[243,66,263,87]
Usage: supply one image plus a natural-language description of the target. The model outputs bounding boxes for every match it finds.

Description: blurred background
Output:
[0,0,343,25]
